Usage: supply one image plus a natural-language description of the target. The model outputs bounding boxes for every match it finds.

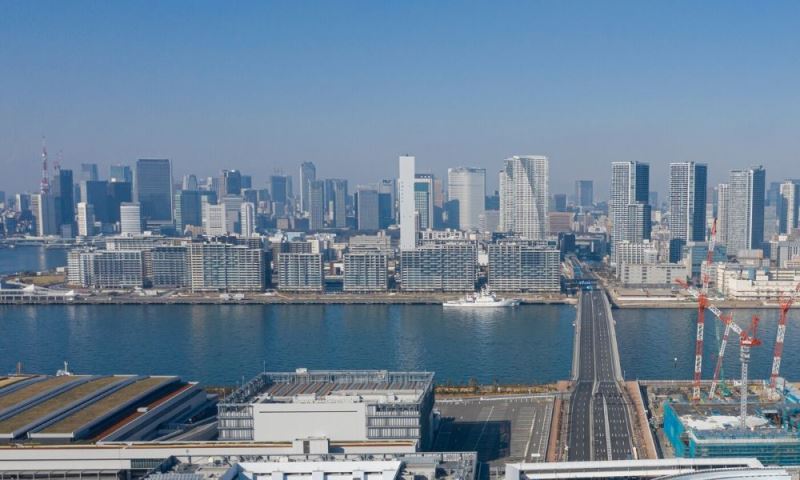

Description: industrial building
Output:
[663,401,800,466]
[343,252,388,292]
[217,369,435,449]
[0,373,208,444]
[400,243,476,292]
[487,241,560,292]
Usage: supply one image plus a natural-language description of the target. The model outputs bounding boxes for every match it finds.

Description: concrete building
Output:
[400,243,476,292]
[30,193,57,236]
[617,262,689,287]
[548,211,573,234]
[670,162,708,243]
[343,252,388,292]
[726,167,766,255]
[349,234,393,256]
[625,202,652,243]
[217,369,435,449]
[615,241,659,265]
[447,167,486,231]
[68,250,144,288]
[119,202,142,235]
[398,156,416,250]
[717,183,730,246]
[241,201,256,237]
[278,253,323,292]
[222,195,243,234]
[611,161,650,255]
[414,174,434,231]
[134,158,173,226]
[188,243,265,291]
[202,203,227,236]
[325,179,348,229]
[174,189,202,233]
[779,181,799,235]
[308,180,326,231]
[499,156,548,240]
[76,202,95,237]
[715,264,800,300]
[299,161,317,214]
[378,179,396,228]
[487,241,560,292]
[148,245,190,288]
[575,180,593,207]
[356,188,380,231]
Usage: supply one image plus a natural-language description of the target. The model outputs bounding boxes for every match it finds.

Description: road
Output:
[567,288,634,461]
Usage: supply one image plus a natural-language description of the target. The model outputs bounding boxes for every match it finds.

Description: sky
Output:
[1,1,799,199]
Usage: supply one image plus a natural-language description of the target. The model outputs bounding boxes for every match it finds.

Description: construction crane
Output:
[708,313,743,399]
[769,283,800,394]
[738,315,761,429]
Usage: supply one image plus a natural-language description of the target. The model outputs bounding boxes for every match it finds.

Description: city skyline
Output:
[3,2,800,195]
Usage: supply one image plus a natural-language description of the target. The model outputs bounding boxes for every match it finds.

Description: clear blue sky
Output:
[1,1,799,198]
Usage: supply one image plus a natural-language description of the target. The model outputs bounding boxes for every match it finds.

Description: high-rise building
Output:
[299,162,316,214]
[488,240,560,292]
[325,179,348,228]
[278,253,323,292]
[202,203,227,236]
[343,252,387,292]
[447,167,486,231]
[174,190,202,233]
[413,174,434,231]
[240,202,255,237]
[399,155,416,251]
[222,195,243,234]
[378,179,396,229]
[726,166,766,255]
[308,180,325,231]
[109,164,133,183]
[400,243,477,292]
[610,161,650,254]
[220,170,242,197]
[80,163,99,182]
[134,159,173,225]
[779,181,799,235]
[625,203,652,243]
[553,194,567,212]
[76,202,95,237]
[182,174,198,191]
[499,155,549,240]
[52,169,74,230]
[30,193,57,236]
[269,175,289,215]
[575,180,593,207]
[356,188,380,231]
[188,243,265,291]
[716,184,729,246]
[81,180,110,223]
[669,162,708,243]
[119,202,142,235]
[107,181,132,224]
[241,175,252,190]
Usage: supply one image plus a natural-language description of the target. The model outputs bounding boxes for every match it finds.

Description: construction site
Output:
[647,220,800,466]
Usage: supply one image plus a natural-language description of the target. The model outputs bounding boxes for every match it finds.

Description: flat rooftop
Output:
[224,369,434,405]
[668,402,800,440]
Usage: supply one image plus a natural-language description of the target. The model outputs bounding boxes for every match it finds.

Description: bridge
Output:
[566,287,635,461]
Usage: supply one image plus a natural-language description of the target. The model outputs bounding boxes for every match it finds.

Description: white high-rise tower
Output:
[448,167,486,231]
[399,155,416,250]
[498,155,548,240]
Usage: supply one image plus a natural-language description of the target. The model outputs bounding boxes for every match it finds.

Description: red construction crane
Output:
[739,315,761,428]
[769,283,800,393]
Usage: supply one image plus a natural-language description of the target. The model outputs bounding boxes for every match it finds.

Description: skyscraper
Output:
[325,179,348,228]
[356,188,380,231]
[378,179,396,228]
[716,184,729,246]
[399,155,416,250]
[575,180,593,207]
[182,174,198,191]
[726,166,766,255]
[220,170,242,197]
[134,159,173,225]
[412,174,434,231]
[779,181,799,235]
[81,180,110,224]
[119,202,142,235]
[174,190,202,233]
[107,181,133,224]
[308,180,325,231]
[240,202,256,237]
[109,164,133,183]
[80,163,99,182]
[52,169,74,231]
[30,193,57,236]
[610,161,650,254]
[447,167,486,231]
[553,194,567,212]
[669,162,708,242]
[76,202,95,237]
[499,155,549,240]
[269,175,289,215]
[299,162,317,214]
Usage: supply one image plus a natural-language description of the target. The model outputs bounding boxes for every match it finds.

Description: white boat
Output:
[443,288,521,308]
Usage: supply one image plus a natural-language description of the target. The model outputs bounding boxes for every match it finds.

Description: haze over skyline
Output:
[2,1,799,196]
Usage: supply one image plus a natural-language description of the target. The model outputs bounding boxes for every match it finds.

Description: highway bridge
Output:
[567,288,634,461]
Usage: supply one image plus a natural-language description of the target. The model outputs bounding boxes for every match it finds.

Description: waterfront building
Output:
[610,161,650,255]
[447,167,486,231]
[617,262,689,287]
[308,180,325,230]
[79,163,99,182]
[67,249,93,286]
[715,263,800,300]
[499,155,548,240]
[188,242,265,292]
[487,240,560,292]
[343,252,388,292]
[134,158,173,226]
[147,245,190,288]
[217,369,435,448]
[575,180,593,207]
[400,243,476,292]
[278,252,323,292]
[779,181,799,235]
[771,236,800,268]
[76,202,95,237]
[240,201,256,237]
[726,166,766,256]
[105,235,166,251]
[615,240,659,265]
[109,164,133,183]
[299,161,316,214]
[669,162,708,242]
[68,249,144,288]
[356,187,380,231]
[30,192,57,236]
[119,202,142,235]
[174,189,202,233]
[398,156,416,250]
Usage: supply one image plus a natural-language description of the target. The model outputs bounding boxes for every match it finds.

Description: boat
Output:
[443,288,521,308]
